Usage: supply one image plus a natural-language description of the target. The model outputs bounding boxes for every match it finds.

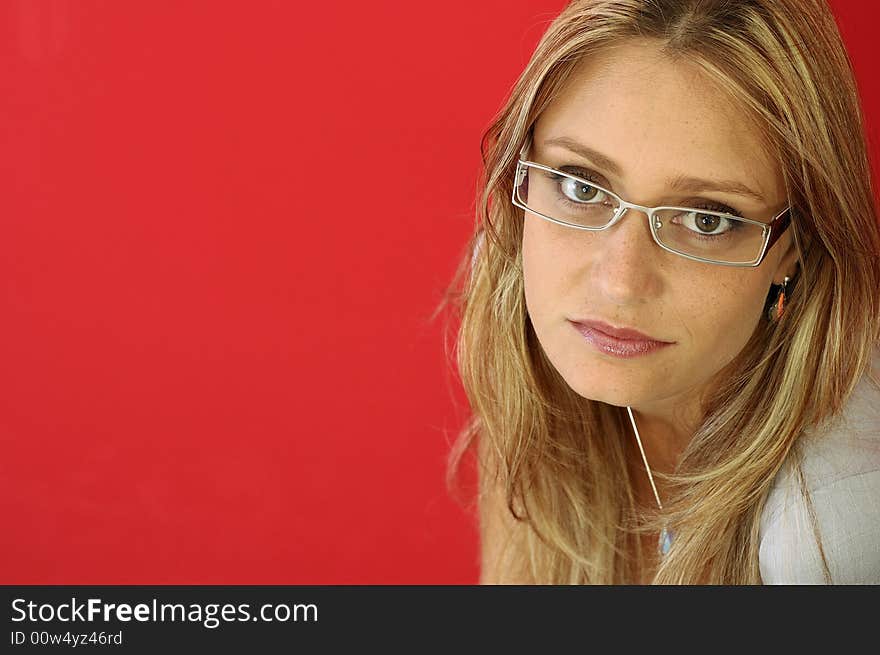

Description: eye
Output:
[559,175,609,204]
[692,213,727,233]
[677,210,737,236]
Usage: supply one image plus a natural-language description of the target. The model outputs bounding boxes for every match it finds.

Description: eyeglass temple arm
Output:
[764,208,792,253]
[518,131,532,159]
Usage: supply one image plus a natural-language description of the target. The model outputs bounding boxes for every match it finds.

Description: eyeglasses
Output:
[511,153,791,268]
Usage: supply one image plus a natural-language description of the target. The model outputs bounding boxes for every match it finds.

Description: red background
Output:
[1,0,877,584]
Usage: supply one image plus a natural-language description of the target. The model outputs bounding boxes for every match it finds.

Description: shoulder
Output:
[759,469,880,584]
[758,346,880,584]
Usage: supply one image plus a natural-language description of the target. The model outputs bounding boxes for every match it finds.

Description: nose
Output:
[589,207,663,304]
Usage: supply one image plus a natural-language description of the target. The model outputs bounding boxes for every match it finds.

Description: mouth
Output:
[568,319,675,359]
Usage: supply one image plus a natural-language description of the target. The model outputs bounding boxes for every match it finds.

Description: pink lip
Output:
[569,319,674,359]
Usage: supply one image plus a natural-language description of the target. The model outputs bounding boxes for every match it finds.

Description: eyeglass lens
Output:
[515,163,768,265]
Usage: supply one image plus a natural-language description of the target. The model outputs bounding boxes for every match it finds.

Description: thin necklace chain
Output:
[626,406,674,561]
[626,406,663,510]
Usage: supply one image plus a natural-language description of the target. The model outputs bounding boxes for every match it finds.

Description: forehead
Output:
[533,39,783,205]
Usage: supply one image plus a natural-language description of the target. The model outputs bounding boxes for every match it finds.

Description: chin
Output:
[553,369,628,406]
[571,387,630,407]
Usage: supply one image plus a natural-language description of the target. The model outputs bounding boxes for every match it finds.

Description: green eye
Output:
[561,177,601,202]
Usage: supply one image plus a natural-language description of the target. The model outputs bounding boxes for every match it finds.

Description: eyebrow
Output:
[541,136,767,204]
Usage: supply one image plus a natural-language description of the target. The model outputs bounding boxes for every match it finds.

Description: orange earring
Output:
[768,276,791,322]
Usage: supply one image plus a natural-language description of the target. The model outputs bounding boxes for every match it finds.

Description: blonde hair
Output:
[438,0,880,584]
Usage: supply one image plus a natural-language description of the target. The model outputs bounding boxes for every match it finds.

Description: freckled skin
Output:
[522,39,799,460]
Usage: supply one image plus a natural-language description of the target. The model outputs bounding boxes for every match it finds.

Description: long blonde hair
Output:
[438,0,880,584]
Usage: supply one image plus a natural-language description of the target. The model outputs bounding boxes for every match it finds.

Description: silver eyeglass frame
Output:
[510,143,792,268]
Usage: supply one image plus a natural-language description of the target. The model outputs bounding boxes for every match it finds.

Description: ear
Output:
[770,230,800,285]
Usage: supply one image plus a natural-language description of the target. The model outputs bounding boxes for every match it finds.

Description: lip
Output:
[569,319,674,359]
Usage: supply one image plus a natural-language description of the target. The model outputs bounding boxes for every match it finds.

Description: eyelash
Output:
[556,165,743,216]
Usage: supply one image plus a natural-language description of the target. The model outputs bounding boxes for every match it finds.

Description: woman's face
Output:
[522,39,798,420]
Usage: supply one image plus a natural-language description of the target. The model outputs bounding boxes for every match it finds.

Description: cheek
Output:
[682,276,767,364]
[521,218,548,312]
[521,217,570,318]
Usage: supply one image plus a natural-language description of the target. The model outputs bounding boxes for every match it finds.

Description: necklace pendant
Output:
[658,526,674,557]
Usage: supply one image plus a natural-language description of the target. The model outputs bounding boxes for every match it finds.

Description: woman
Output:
[442,0,880,584]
